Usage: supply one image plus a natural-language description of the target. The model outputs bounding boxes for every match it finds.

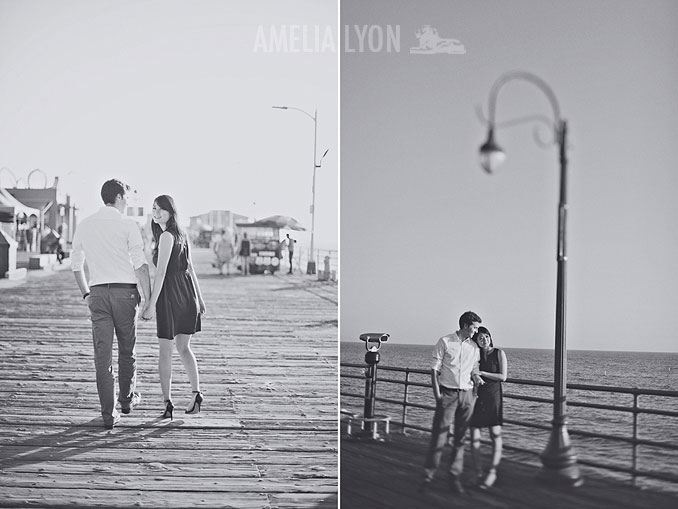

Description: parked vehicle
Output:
[236,224,281,275]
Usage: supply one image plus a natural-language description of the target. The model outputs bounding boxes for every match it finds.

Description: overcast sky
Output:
[0,0,338,250]
[2,1,677,352]
[340,0,678,352]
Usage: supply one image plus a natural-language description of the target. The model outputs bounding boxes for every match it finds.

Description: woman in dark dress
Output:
[470,326,508,489]
[142,195,206,420]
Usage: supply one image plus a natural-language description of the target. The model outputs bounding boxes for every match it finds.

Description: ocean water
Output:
[340,342,678,491]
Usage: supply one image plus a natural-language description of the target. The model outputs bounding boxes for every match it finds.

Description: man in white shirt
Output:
[421,311,484,495]
[71,179,151,429]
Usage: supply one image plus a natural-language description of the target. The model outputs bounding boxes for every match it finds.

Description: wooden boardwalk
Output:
[0,249,338,508]
[341,429,678,509]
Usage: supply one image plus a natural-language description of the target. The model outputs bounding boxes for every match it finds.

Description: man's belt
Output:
[91,283,137,289]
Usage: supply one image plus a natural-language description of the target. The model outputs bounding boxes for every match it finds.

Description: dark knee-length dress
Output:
[471,348,503,427]
[156,237,201,340]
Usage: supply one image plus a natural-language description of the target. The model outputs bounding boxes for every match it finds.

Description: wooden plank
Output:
[0,248,338,508]
[2,462,337,478]
[0,432,337,450]
[341,431,678,509]
[0,474,337,492]
[1,446,336,466]
[0,489,271,509]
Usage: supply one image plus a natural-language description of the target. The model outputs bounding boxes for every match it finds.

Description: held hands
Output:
[472,374,485,397]
[141,302,155,321]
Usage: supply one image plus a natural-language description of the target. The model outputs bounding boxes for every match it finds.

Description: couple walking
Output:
[71,179,205,429]
[421,310,508,494]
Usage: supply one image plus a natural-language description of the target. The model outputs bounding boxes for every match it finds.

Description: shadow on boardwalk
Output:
[0,248,337,508]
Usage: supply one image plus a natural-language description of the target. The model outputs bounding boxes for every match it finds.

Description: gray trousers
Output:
[88,285,140,424]
[424,387,476,479]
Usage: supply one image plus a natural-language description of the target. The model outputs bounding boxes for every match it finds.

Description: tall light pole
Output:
[478,71,583,487]
[273,105,328,275]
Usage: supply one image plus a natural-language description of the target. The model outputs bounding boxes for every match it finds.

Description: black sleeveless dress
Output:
[471,348,503,427]
[155,236,201,340]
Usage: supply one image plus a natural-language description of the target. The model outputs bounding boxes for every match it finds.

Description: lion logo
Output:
[410,25,466,54]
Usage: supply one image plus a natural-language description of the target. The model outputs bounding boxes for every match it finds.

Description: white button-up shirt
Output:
[431,332,480,390]
[71,206,147,286]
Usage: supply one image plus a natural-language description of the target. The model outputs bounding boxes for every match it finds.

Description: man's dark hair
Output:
[459,311,482,329]
[101,179,130,205]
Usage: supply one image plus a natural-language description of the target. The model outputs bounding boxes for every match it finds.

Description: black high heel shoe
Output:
[162,400,174,421]
[185,391,203,414]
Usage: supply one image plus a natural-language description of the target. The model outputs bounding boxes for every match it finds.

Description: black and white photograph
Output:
[2,0,678,508]
[0,1,337,507]
[340,1,678,508]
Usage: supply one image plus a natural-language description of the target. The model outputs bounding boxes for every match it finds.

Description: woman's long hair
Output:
[151,195,185,265]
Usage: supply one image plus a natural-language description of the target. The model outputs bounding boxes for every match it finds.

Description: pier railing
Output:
[341,362,678,489]
[295,248,338,280]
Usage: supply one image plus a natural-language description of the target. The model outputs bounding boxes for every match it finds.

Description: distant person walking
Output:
[142,195,205,420]
[239,232,251,275]
[213,228,235,275]
[284,233,296,274]
[47,228,65,263]
[421,310,484,495]
[71,179,150,429]
[470,326,507,489]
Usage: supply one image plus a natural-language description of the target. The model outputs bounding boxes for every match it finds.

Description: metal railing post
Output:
[632,390,639,487]
[363,352,379,428]
[402,369,411,434]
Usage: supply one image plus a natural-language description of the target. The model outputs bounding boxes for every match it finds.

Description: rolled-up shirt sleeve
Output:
[431,337,445,372]
[70,229,85,272]
[127,222,147,269]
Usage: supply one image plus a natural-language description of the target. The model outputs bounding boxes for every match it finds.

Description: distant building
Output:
[0,187,40,253]
[189,210,250,232]
[125,205,146,223]
[188,210,249,248]
[5,176,77,252]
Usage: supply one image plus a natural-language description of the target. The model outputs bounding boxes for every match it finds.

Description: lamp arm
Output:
[316,148,329,168]
[483,70,562,140]
[284,106,316,122]
[477,108,558,150]
[533,122,558,149]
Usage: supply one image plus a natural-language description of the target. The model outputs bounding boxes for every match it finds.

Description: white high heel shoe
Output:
[480,468,497,489]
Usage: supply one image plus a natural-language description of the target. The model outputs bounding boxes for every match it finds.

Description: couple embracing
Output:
[71,179,205,429]
[421,310,509,495]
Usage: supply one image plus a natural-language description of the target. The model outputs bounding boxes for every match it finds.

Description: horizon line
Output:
[339,341,678,355]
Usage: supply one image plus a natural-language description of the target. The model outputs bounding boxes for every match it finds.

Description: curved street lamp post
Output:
[273,105,328,275]
[478,71,583,487]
